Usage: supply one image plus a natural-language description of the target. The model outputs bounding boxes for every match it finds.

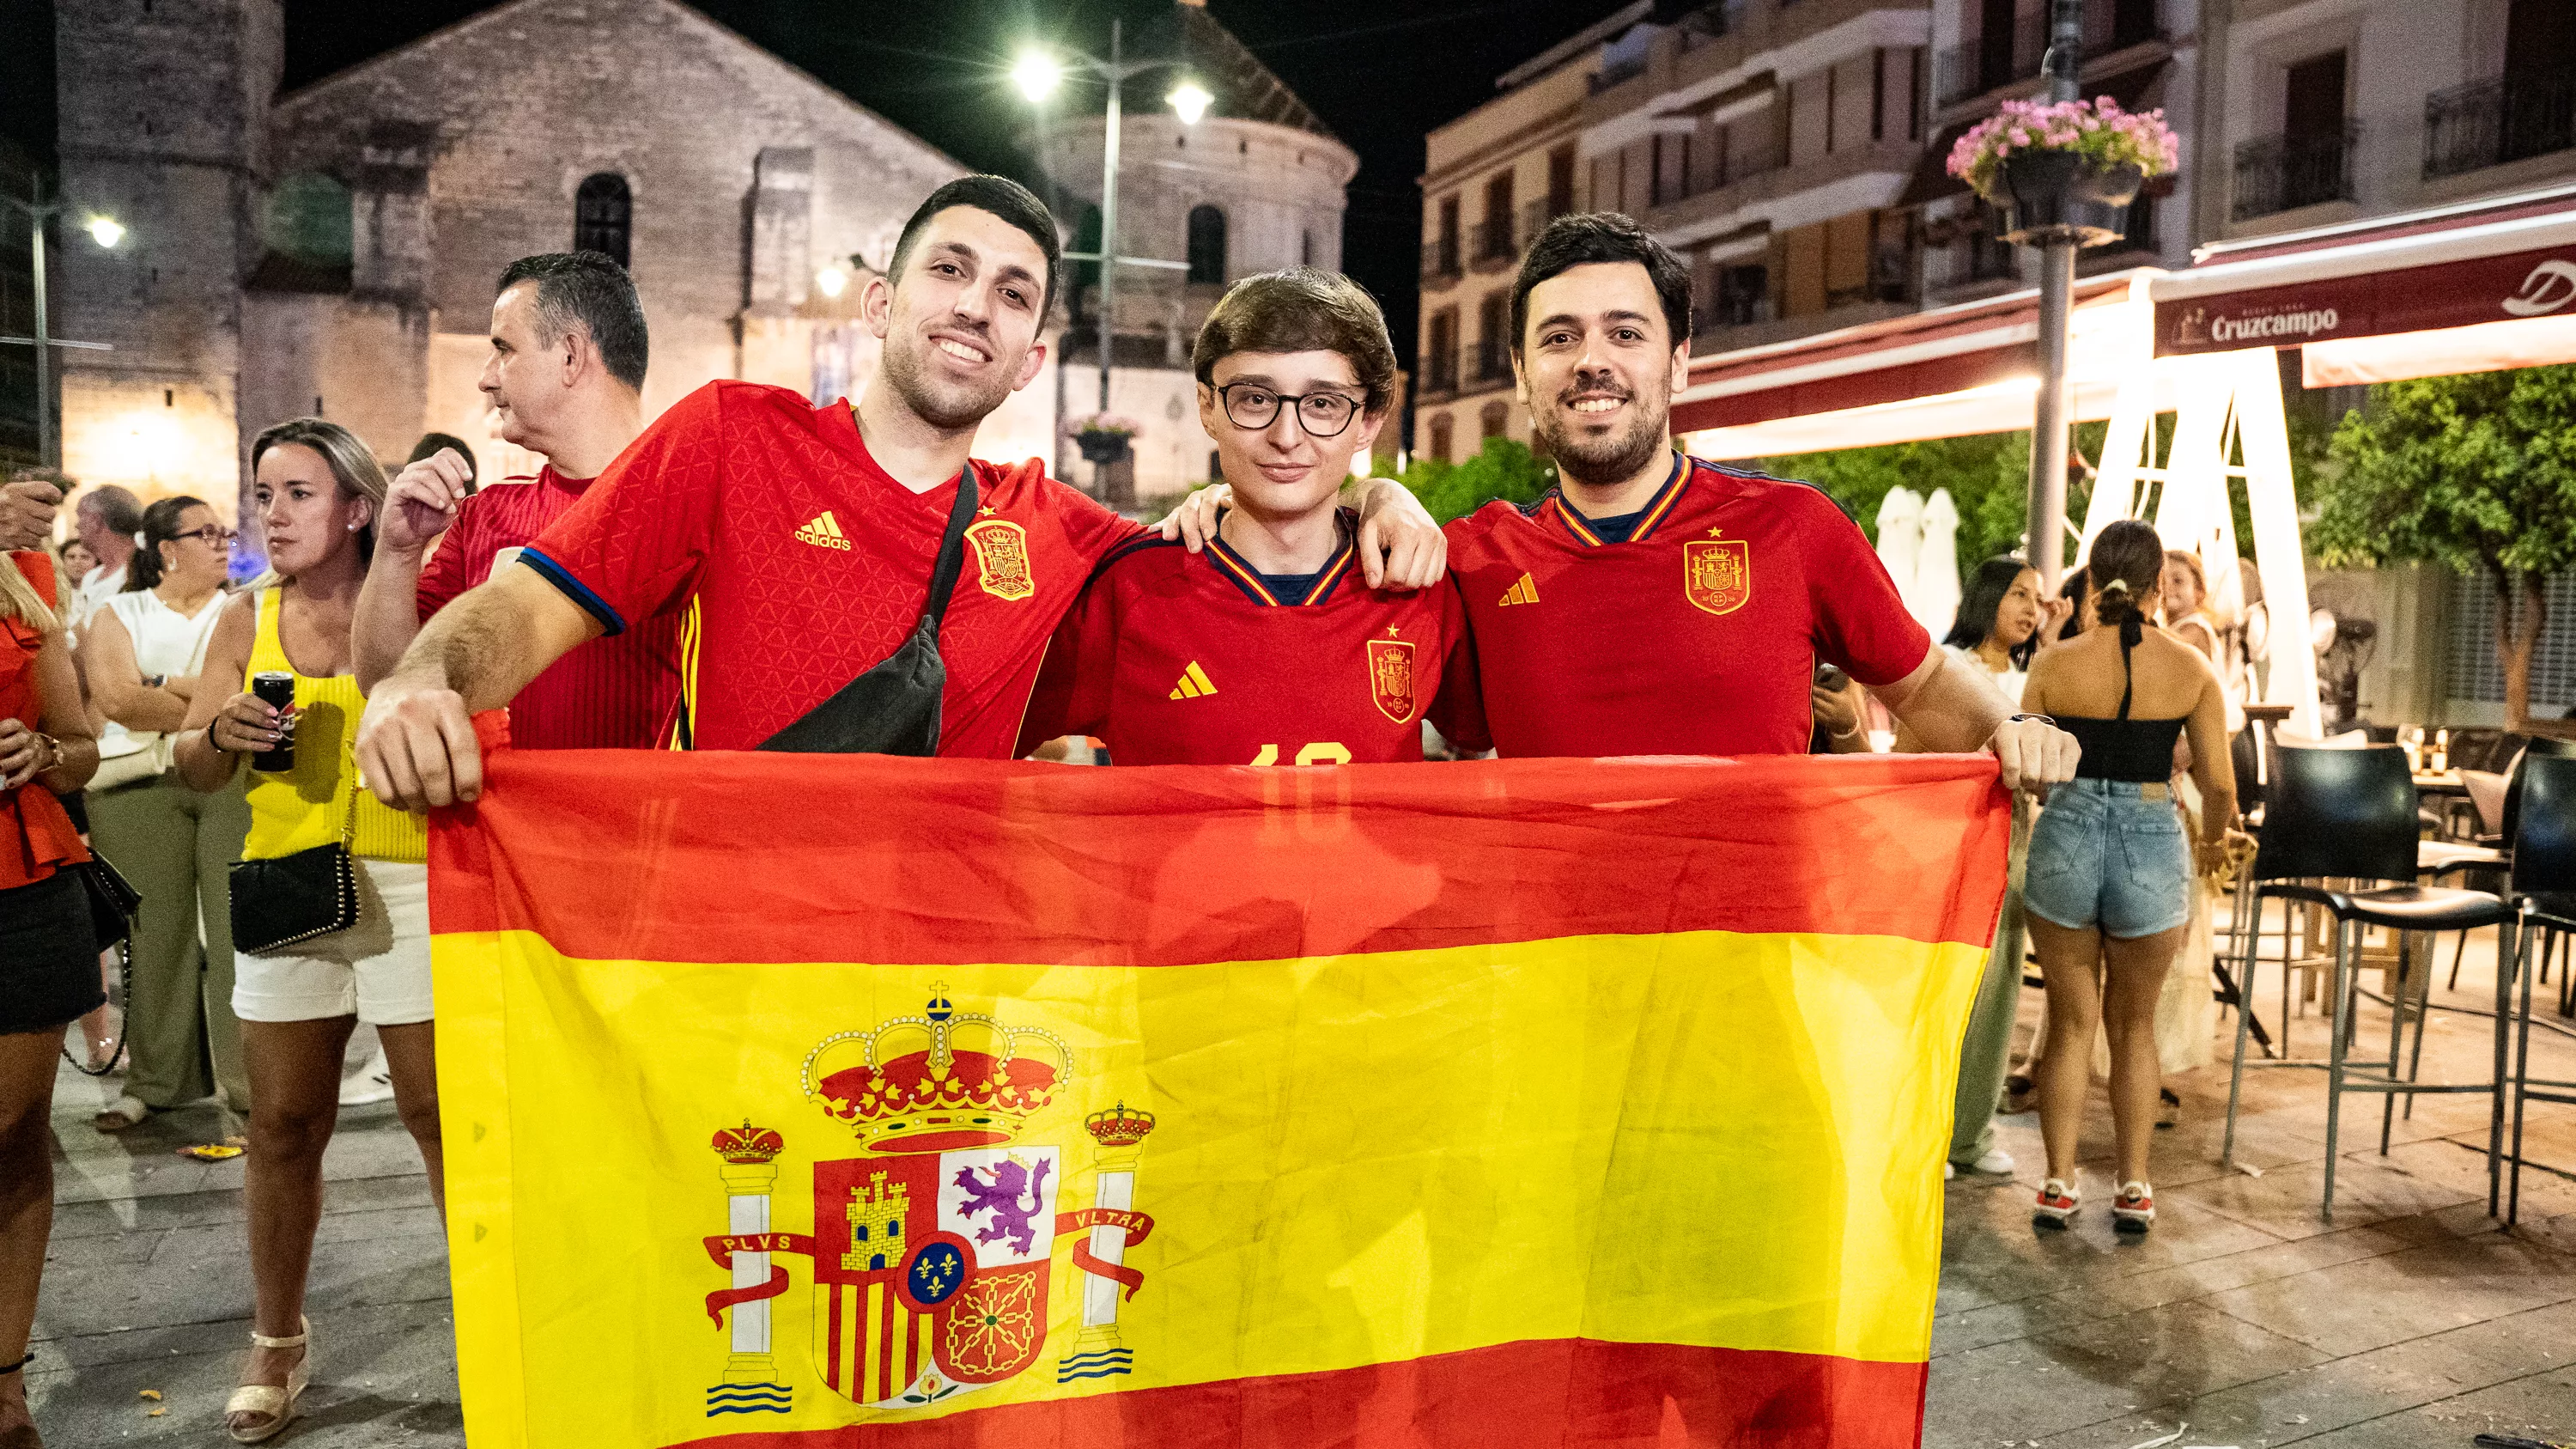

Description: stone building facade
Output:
[52,0,1061,532]
[1030,3,1358,506]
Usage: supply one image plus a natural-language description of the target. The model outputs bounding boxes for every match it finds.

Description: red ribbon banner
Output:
[699,1233,817,1327]
[1056,1208,1156,1300]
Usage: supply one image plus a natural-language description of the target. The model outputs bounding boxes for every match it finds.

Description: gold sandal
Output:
[223,1316,310,1444]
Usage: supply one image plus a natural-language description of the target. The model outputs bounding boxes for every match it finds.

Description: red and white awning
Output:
[2150,181,2576,387]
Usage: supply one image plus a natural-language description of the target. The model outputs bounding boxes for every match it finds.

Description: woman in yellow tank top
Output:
[173,418,433,1444]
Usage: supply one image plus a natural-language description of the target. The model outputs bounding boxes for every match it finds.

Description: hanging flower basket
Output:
[1947,98,2178,249]
[1067,414,1141,466]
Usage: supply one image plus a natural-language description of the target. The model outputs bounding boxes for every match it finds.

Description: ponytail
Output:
[2084,518,2166,647]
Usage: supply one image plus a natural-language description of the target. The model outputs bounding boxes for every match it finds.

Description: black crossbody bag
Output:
[229,767,360,957]
[755,469,979,757]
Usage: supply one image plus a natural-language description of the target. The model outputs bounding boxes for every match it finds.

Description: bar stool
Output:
[2504,753,2576,1225]
[2221,743,2516,1219]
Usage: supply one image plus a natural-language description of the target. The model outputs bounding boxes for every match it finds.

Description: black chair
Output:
[2504,754,2576,1225]
[2221,743,2515,1219]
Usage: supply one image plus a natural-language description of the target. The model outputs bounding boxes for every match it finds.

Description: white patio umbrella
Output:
[1914,487,1962,637]
[1874,487,1923,622]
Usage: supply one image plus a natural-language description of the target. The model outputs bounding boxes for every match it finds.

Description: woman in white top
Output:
[80,496,252,1129]
[1918,557,2047,1178]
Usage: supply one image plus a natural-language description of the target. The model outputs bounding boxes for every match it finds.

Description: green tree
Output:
[1400,435,1554,524]
[2309,364,2576,728]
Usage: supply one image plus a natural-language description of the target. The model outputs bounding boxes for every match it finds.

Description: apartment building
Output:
[1413,0,1934,463]
[1918,0,2202,301]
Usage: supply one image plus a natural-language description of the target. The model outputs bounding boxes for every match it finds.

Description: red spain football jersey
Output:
[416,466,684,751]
[522,381,1145,758]
[1019,513,1474,765]
[1443,454,1930,758]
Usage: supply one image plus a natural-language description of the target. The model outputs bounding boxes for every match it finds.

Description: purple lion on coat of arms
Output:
[952,1158,1052,1256]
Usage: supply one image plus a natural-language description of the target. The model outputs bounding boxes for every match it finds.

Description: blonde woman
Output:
[173,419,435,1444]
[0,547,103,1449]
[82,496,251,1130]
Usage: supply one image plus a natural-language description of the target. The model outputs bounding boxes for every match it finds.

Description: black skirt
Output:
[0,869,103,1035]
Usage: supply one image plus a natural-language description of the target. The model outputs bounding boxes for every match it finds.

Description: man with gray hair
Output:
[70,484,143,629]
[352,250,683,751]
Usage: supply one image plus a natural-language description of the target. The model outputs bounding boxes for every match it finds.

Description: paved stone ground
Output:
[21,949,2576,1447]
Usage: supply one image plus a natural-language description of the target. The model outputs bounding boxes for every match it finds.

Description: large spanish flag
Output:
[431,738,2007,1448]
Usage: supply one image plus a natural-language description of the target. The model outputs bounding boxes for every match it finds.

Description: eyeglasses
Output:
[174,526,237,547]
[1215,383,1364,438]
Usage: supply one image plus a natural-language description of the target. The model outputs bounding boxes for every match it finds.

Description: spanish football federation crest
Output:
[696,989,1157,1419]
[1683,529,1752,616]
[966,516,1036,601]
[1365,633,1417,725]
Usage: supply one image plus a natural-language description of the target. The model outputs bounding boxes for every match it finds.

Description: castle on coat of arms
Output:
[697,988,1158,1419]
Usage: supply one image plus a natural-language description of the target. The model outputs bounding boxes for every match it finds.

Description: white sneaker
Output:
[338,1047,394,1106]
[1970,1148,2016,1175]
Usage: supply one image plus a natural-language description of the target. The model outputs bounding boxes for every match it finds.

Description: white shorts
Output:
[233,859,434,1026]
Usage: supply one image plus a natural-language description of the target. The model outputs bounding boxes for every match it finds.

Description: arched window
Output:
[1427,412,1455,465]
[1186,204,1226,285]
[1480,399,1510,441]
[575,173,632,269]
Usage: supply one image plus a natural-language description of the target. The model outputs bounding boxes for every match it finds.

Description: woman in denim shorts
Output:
[2020,521,2238,1234]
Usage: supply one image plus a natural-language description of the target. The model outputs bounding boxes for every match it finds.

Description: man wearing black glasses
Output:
[1018,267,1476,765]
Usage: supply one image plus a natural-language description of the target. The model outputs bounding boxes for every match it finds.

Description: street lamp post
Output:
[2023,0,2084,590]
[0,174,119,470]
[1016,22,1205,501]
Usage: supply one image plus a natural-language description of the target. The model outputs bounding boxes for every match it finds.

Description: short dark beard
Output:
[1537,403,1668,489]
[881,331,1012,433]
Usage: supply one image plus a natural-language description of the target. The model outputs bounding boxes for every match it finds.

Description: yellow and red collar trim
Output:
[1206,516,1357,606]
[1549,454,1692,546]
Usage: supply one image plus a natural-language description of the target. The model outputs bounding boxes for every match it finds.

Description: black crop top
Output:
[2056,617,2186,783]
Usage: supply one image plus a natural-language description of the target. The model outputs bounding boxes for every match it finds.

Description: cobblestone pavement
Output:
[21,946,2576,1447]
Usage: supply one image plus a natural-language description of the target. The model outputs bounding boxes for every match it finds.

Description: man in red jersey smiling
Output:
[355,177,1445,808]
[1440,212,2078,790]
[1021,268,1473,766]
[351,252,681,749]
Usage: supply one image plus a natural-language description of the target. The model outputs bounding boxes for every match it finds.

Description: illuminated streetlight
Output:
[1166,81,1212,126]
[86,215,125,249]
[1011,51,1062,104]
[814,265,848,299]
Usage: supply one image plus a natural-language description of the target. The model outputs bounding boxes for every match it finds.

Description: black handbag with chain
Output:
[755,468,979,757]
[74,851,142,949]
[228,841,358,956]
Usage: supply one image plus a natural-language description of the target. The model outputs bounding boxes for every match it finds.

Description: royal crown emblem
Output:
[1365,635,1417,725]
[966,517,1035,601]
[698,990,1160,1418]
[1683,529,1752,616]
[801,987,1072,1154]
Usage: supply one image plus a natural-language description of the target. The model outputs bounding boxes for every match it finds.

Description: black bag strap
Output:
[919,467,981,636]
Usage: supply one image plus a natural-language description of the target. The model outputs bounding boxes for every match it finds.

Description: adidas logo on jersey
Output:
[1498,573,1540,606]
[793,511,853,551]
[1168,661,1218,700]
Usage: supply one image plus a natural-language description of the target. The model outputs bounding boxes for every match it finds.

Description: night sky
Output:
[0,0,1642,361]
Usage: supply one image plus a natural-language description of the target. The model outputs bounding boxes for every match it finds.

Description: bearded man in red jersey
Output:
[351,252,682,749]
[1020,267,1474,766]
[355,176,1445,808]
[1439,212,2079,791]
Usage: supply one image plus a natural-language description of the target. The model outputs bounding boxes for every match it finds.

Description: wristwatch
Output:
[30,731,59,774]
[144,673,166,689]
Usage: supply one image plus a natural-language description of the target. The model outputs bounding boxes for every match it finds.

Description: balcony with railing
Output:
[1518,198,1573,253]
[2233,123,2360,221]
[1468,338,1513,390]
[1469,216,1517,271]
[1419,233,1461,290]
[2425,73,2576,180]
[1934,0,2165,109]
[1419,346,1460,399]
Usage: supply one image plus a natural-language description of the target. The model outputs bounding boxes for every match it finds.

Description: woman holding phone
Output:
[172,418,436,1443]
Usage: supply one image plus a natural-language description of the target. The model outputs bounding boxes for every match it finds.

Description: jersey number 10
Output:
[1249,743,1352,766]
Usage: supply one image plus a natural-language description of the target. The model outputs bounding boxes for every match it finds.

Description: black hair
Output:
[495,251,650,392]
[409,432,478,485]
[2057,566,2089,642]
[2087,519,2166,640]
[1945,555,2039,667]
[1510,211,1692,357]
[125,495,210,592]
[889,175,1063,320]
